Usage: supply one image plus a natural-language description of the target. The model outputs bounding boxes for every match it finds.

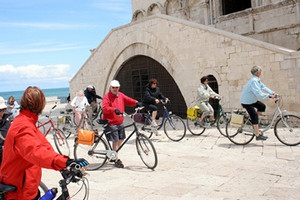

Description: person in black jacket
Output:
[84,85,102,122]
[142,78,168,127]
[0,96,11,165]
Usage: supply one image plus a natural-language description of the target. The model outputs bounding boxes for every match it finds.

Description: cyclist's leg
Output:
[206,103,215,121]
[198,102,211,123]
[242,103,262,137]
[144,104,158,126]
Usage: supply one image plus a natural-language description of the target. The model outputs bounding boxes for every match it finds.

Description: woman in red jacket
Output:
[0,86,88,199]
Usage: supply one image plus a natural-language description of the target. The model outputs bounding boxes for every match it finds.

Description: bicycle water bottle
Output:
[39,188,58,200]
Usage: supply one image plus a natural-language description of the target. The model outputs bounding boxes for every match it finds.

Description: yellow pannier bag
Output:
[57,116,66,125]
[77,129,95,146]
[230,113,244,127]
[187,106,200,119]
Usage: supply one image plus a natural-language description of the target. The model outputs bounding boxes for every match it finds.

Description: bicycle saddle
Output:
[0,183,17,192]
[96,119,109,125]
[66,109,73,113]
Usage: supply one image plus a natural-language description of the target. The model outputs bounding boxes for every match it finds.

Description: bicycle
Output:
[138,100,186,142]
[186,96,230,136]
[0,163,89,200]
[60,108,94,139]
[73,107,158,170]
[226,95,300,146]
[37,105,70,156]
[91,101,103,121]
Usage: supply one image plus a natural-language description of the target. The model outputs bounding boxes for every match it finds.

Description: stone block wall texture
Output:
[132,0,300,50]
[70,15,300,118]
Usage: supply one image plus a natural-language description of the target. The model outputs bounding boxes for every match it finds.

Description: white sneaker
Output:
[151,120,158,127]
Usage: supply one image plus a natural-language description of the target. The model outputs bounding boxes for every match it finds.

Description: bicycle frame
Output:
[38,119,58,136]
[92,120,141,161]
[259,98,287,134]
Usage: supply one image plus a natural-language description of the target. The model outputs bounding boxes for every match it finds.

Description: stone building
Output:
[70,0,300,118]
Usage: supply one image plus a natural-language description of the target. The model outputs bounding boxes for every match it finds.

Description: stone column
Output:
[297,3,300,23]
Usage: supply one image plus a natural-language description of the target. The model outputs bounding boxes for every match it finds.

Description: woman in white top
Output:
[71,90,89,127]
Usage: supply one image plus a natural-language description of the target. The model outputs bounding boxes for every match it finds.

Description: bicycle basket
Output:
[230,112,244,127]
[187,107,199,119]
[133,113,145,124]
[57,116,66,125]
[77,129,95,146]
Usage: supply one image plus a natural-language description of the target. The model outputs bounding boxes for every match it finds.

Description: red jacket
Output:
[0,109,68,199]
[102,91,137,125]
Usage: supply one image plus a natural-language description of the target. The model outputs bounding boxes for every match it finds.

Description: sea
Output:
[0,87,70,104]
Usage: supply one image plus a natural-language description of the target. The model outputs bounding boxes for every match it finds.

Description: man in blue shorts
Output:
[102,80,140,168]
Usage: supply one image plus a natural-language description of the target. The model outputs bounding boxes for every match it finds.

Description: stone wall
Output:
[70,15,300,117]
[131,0,300,50]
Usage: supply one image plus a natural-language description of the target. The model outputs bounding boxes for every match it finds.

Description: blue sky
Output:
[0,0,132,92]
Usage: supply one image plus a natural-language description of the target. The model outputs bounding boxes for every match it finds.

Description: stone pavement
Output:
[41,114,300,200]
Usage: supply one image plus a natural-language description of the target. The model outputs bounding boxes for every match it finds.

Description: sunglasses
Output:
[112,87,119,89]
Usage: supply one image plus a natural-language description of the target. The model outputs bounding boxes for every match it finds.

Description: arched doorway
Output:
[115,55,187,118]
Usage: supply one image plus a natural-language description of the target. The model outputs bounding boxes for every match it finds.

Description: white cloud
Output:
[0,22,90,30]
[0,43,85,55]
[0,64,71,81]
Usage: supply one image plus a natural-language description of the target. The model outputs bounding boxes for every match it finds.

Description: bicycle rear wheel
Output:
[217,113,231,137]
[186,118,205,136]
[274,115,300,146]
[226,116,255,145]
[164,115,186,141]
[53,128,70,156]
[136,133,158,169]
[74,136,109,170]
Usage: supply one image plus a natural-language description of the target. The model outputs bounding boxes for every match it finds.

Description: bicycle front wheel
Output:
[39,181,48,196]
[217,113,231,137]
[53,128,70,156]
[186,118,205,136]
[62,116,73,139]
[74,136,109,170]
[164,115,186,142]
[274,115,300,146]
[136,133,158,169]
[226,116,255,145]
[68,177,89,200]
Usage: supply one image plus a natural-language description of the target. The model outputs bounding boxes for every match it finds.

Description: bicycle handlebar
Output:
[61,163,87,184]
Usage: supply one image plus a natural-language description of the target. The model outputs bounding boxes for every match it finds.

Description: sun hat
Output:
[110,80,120,87]
[87,85,94,89]
[0,97,7,109]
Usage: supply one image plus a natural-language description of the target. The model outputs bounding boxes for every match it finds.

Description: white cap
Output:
[110,80,120,87]
[87,85,94,89]
[0,97,7,109]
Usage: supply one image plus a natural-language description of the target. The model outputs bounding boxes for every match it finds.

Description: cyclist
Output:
[5,96,20,121]
[196,76,220,126]
[84,85,102,122]
[0,86,88,200]
[142,78,168,127]
[71,90,90,127]
[241,66,277,141]
[0,96,10,165]
[102,80,141,168]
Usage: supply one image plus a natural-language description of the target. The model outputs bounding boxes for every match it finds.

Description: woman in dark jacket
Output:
[142,78,168,127]
[0,96,11,165]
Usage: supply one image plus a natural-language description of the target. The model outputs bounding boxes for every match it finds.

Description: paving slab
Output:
[40,104,300,199]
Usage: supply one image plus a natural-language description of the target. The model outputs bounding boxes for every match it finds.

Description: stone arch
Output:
[116,55,187,117]
[147,2,163,16]
[132,9,146,22]
[103,42,187,116]
[164,0,189,19]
